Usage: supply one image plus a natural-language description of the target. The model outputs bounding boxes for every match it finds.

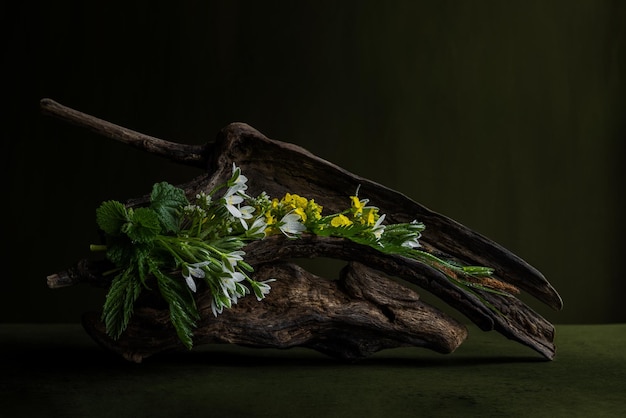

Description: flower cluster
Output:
[325,192,387,241]
[158,166,274,317]
[94,164,275,348]
[93,163,499,349]
[261,193,322,237]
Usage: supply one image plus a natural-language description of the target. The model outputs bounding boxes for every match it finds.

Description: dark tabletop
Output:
[1,323,625,417]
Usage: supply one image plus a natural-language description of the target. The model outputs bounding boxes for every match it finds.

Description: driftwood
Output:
[42,98,562,362]
[80,262,468,363]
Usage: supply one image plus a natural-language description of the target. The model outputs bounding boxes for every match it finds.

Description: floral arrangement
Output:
[92,163,513,349]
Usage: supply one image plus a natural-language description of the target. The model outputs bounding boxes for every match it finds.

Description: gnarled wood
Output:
[82,262,468,362]
[42,98,561,361]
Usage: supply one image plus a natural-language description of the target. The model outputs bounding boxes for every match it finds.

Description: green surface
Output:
[1,324,624,417]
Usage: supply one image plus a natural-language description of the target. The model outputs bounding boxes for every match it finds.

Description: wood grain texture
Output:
[82,262,468,362]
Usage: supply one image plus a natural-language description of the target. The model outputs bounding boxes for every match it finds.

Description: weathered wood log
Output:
[42,98,562,362]
[82,262,468,362]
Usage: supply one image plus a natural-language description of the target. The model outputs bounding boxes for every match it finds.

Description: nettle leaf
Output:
[96,200,129,235]
[149,258,198,349]
[122,207,162,243]
[150,182,189,233]
[101,267,142,340]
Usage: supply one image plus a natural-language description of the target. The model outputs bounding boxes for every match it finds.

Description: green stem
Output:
[155,236,188,266]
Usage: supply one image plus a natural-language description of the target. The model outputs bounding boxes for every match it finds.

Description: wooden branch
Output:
[208,122,563,311]
[39,98,208,167]
[42,99,562,361]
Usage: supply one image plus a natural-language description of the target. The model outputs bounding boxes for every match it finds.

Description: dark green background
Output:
[5,1,625,325]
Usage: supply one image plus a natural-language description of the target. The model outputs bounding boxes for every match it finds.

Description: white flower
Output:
[401,237,421,249]
[252,279,276,301]
[372,213,386,240]
[181,261,210,293]
[210,268,247,317]
[211,298,225,317]
[225,163,249,197]
[222,163,253,222]
[183,204,207,222]
[279,212,307,238]
[184,275,197,293]
[231,162,248,184]
[195,192,212,208]
[224,193,244,217]
[219,262,247,299]
[224,250,246,270]
[224,185,246,199]
[246,216,268,238]
[402,221,423,248]
[222,271,246,294]
[238,205,255,229]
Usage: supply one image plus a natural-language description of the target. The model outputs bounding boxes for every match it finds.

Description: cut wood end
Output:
[46,272,75,289]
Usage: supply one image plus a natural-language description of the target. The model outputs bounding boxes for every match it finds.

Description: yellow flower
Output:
[307,199,323,221]
[282,193,308,210]
[281,193,293,208]
[330,214,353,227]
[265,212,276,226]
[295,195,308,208]
[294,207,307,222]
[363,208,378,226]
[351,196,364,216]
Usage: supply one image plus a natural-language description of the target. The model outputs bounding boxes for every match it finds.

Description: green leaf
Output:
[96,200,129,235]
[452,279,507,316]
[150,182,189,233]
[101,268,142,340]
[133,244,155,287]
[461,266,495,277]
[149,258,198,349]
[123,207,162,243]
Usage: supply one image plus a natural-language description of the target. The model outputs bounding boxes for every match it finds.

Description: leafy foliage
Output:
[101,267,142,340]
[96,200,128,235]
[150,258,198,349]
[122,207,162,243]
[150,181,189,233]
